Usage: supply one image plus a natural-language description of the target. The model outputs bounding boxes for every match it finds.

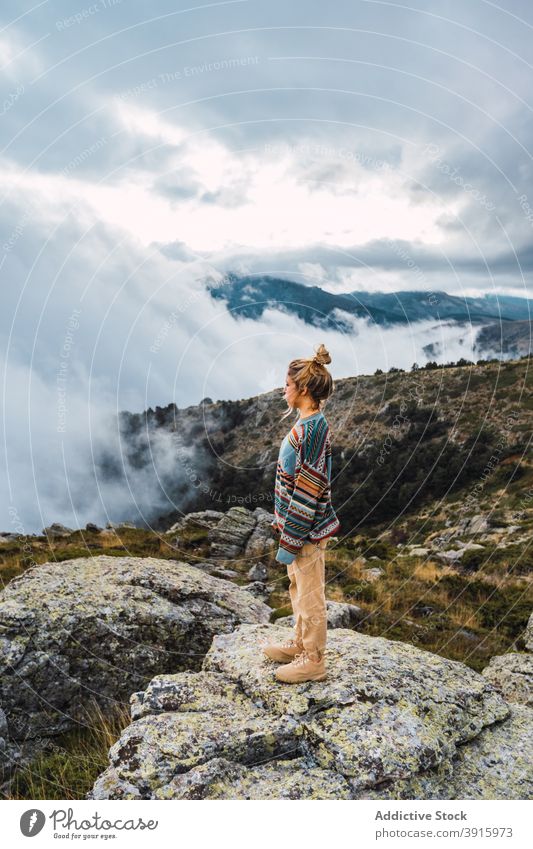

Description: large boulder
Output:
[42,522,75,538]
[88,623,531,800]
[482,653,533,707]
[166,507,277,561]
[207,507,266,559]
[243,508,277,559]
[0,555,270,782]
[166,511,225,535]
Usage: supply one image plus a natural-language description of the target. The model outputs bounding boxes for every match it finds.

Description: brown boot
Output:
[275,649,327,683]
[262,637,304,663]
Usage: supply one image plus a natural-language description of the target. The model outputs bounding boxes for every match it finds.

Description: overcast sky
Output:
[1,0,532,531]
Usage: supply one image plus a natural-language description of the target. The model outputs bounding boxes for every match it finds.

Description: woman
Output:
[263,343,341,684]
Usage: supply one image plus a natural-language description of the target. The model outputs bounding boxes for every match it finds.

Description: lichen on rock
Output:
[88,622,531,800]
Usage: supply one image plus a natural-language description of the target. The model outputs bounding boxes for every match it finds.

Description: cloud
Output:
[1,0,532,532]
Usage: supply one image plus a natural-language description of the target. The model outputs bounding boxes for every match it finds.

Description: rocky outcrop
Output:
[435,543,485,564]
[393,510,533,563]
[0,555,269,783]
[166,511,225,535]
[207,506,260,559]
[88,623,532,800]
[480,612,533,708]
[276,600,366,630]
[42,522,75,538]
[242,509,278,559]
[166,507,276,562]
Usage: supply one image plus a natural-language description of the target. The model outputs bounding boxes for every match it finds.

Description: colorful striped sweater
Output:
[272,410,341,564]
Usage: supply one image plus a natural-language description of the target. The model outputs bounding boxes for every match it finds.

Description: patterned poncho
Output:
[272,410,341,564]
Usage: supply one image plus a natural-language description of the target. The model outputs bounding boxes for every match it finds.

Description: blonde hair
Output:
[280,343,334,421]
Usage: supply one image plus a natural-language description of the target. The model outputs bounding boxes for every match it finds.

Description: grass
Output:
[264,531,533,672]
[333,549,531,671]
[4,699,132,800]
[0,526,216,589]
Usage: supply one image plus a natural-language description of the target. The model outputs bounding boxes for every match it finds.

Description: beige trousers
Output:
[287,538,328,661]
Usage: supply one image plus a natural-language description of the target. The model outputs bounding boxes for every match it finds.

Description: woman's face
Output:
[284,373,306,408]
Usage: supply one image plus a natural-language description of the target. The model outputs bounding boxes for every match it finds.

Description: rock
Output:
[454,628,479,643]
[464,515,489,535]
[482,653,533,707]
[276,600,364,630]
[525,612,533,652]
[239,582,270,601]
[247,562,268,582]
[89,623,525,800]
[210,568,240,579]
[407,548,429,557]
[166,511,225,535]
[105,521,136,529]
[435,544,483,564]
[189,562,240,579]
[0,555,270,781]
[413,604,436,618]
[0,701,40,790]
[208,507,257,559]
[243,509,277,559]
[42,522,75,537]
[361,568,384,582]
[428,530,457,550]
[85,523,102,532]
[435,550,464,563]
[352,703,533,800]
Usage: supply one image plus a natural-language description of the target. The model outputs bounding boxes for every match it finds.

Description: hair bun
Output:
[313,343,332,366]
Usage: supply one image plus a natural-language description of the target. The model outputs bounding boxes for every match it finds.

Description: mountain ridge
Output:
[207,272,533,329]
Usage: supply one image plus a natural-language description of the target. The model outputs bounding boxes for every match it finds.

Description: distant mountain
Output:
[474,320,533,358]
[207,272,533,330]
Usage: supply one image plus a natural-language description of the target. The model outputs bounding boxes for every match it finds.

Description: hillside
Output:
[126,355,532,537]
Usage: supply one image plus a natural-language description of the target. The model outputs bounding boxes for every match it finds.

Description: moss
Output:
[270,605,293,622]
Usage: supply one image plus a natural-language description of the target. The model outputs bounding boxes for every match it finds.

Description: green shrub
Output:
[478,584,531,637]
[439,574,489,602]
[270,605,292,622]
[365,540,394,560]
[460,548,487,571]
